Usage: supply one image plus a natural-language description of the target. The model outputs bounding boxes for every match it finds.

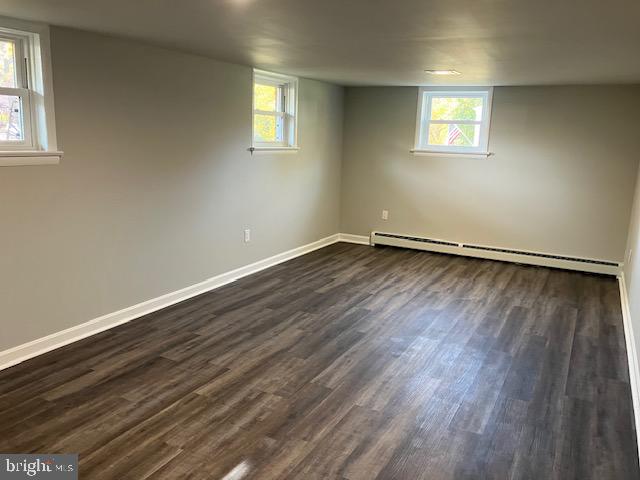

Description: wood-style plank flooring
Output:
[1,243,638,479]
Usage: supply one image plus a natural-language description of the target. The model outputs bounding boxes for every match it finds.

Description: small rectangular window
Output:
[0,33,32,148]
[0,19,59,163]
[414,87,493,154]
[252,69,297,149]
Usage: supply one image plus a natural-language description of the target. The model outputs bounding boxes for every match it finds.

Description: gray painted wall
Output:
[623,164,640,386]
[0,27,344,351]
[340,86,640,261]
[3,28,640,356]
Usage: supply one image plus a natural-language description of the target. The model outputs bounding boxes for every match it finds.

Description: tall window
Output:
[414,87,493,154]
[252,70,297,149]
[0,19,58,164]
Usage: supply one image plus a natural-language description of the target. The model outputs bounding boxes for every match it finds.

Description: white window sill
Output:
[0,150,63,167]
[249,146,299,153]
[410,149,493,159]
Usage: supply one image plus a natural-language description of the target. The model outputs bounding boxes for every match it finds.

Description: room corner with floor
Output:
[1,2,640,479]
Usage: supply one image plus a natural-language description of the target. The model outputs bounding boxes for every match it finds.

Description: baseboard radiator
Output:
[370,231,620,275]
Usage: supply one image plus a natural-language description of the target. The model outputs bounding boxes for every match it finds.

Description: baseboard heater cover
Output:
[461,244,618,266]
[371,232,620,275]
[373,232,459,247]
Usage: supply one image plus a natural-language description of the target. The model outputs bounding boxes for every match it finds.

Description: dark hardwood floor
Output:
[1,243,638,479]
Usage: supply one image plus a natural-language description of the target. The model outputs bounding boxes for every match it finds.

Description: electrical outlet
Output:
[244,228,251,243]
[381,210,389,220]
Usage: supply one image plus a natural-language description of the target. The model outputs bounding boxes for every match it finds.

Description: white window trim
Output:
[251,69,298,152]
[413,86,493,156]
[0,16,61,167]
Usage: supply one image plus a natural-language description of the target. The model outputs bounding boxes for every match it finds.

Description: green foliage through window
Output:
[428,96,483,147]
[254,83,278,112]
[253,83,283,143]
[430,97,482,121]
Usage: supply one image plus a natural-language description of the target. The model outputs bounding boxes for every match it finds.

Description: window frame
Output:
[0,17,60,166]
[252,69,298,151]
[414,86,493,155]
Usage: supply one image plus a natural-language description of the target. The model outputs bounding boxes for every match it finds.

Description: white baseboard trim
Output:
[618,273,640,461]
[338,233,371,245]
[0,233,341,372]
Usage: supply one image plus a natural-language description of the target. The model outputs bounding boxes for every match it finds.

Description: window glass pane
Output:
[0,39,17,88]
[430,96,483,121]
[428,123,480,147]
[254,113,283,143]
[254,83,280,112]
[0,94,24,141]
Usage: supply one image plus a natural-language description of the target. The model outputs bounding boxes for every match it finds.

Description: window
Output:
[414,87,493,155]
[0,19,59,165]
[252,69,297,150]
[0,33,31,147]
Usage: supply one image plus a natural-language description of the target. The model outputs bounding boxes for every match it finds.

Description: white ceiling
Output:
[2,0,640,86]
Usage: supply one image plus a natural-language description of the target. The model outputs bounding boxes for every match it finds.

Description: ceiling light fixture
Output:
[425,70,461,75]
